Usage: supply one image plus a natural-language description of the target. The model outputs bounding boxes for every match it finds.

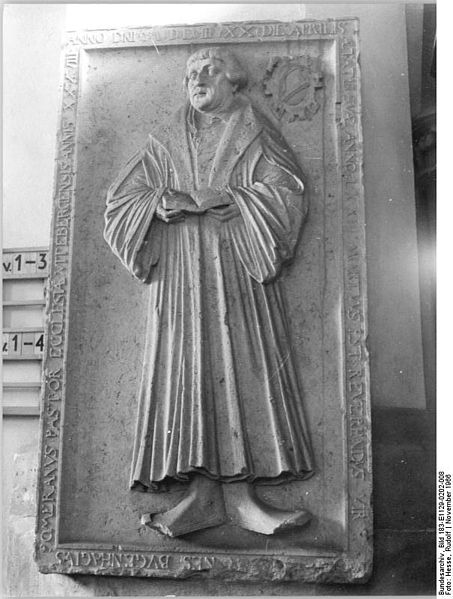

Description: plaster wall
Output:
[3,4,434,596]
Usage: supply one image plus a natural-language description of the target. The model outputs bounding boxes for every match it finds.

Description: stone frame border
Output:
[35,18,372,583]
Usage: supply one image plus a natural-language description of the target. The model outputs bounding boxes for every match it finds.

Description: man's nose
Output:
[194,71,207,84]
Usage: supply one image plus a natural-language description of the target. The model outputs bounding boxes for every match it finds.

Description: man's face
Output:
[186,58,236,113]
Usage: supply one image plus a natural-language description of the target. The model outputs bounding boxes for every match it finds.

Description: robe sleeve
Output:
[104,136,175,282]
[227,129,307,284]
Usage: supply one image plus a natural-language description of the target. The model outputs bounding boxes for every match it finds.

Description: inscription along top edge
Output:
[63,18,359,48]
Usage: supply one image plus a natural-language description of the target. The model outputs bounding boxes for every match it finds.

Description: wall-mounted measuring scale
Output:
[2,247,49,415]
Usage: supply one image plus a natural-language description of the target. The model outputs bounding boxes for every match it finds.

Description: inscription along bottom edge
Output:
[35,545,373,583]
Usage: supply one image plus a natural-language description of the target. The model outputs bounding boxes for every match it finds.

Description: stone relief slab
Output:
[35,19,372,583]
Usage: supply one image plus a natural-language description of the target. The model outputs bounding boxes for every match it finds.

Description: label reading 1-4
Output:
[2,331,45,358]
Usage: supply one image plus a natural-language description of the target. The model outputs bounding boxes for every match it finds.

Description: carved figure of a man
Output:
[104,47,314,537]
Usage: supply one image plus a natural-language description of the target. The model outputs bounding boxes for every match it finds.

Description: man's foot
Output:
[142,475,226,537]
[225,482,311,535]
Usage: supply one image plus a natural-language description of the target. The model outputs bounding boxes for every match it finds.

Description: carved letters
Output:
[66,20,350,47]
[36,49,78,557]
[351,496,370,520]
[49,551,289,579]
[339,34,370,488]
[38,446,58,550]
[55,550,171,570]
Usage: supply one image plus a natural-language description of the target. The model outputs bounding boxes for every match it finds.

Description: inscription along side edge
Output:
[35,18,372,583]
[339,22,372,579]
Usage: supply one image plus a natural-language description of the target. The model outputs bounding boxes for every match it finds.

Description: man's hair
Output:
[183,47,248,91]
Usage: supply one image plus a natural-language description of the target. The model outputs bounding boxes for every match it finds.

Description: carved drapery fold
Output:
[104,99,314,490]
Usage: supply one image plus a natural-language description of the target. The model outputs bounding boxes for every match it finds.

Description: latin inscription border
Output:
[36,18,371,582]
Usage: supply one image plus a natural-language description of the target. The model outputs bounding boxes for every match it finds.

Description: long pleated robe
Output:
[104,97,314,491]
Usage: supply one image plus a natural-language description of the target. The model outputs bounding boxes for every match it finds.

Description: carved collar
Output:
[155,95,264,190]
